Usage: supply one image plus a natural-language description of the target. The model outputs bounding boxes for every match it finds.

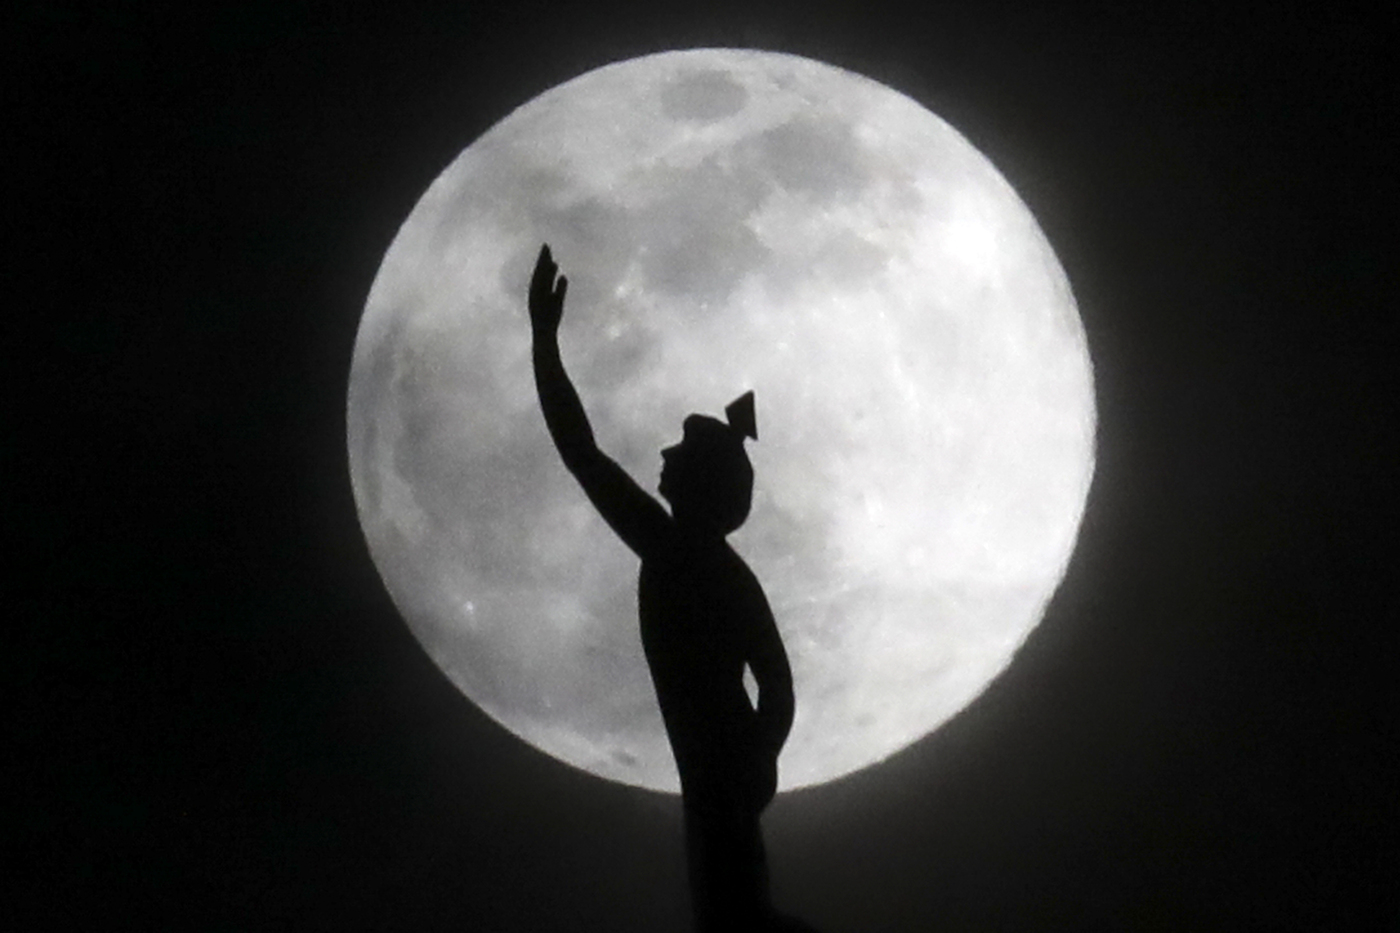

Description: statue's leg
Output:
[684,799,770,932]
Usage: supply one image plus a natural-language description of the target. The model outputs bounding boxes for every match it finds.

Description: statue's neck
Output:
[670,508,726,544]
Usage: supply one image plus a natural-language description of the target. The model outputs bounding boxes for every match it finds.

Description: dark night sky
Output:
[12,3,1396,930]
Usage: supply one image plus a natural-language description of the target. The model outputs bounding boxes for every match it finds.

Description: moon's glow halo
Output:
[348,50,1095,793]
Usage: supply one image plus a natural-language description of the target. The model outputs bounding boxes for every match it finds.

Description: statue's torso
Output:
[638,536,765,797]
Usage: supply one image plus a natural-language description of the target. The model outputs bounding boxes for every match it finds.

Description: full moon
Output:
[348,49,1094,793]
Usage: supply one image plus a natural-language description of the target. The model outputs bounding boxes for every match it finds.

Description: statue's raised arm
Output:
[528,244,671,559]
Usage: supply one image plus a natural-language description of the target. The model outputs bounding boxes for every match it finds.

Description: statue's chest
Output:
[637,551,743,669]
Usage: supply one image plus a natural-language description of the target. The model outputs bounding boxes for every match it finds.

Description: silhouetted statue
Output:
[528,244,796,931]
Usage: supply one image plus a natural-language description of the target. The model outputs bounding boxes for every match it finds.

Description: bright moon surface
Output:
[348,49,1095,793]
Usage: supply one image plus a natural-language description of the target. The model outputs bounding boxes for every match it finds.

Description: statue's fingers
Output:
[555,275,568,304]
[532,244,554,286]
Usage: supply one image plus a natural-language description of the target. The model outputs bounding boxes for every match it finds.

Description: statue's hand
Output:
[529,244,568,337]
[746,741,779,814]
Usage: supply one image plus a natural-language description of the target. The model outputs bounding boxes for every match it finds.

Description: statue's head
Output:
[658,391,757,535]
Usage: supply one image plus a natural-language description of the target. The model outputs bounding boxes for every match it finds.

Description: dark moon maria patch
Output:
[661,69,748,122]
